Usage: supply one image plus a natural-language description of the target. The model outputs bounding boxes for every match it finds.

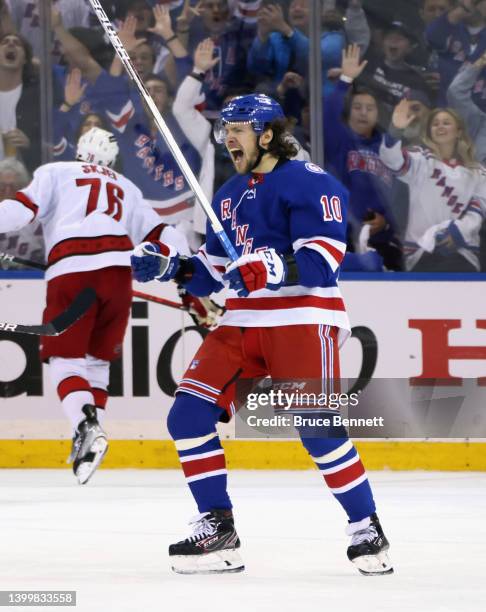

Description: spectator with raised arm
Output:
[3,0,91,60]
[426,0,486,105]
[0,0,15,40]
[50,6,105,109]
[275,69,307,127]
[448,50,486,163]
[247,1,307,90]
[127,2,189,88]
[176,0,257,114]
[324,44,402,270]
[110,7,189,90]
[389,89,433,147]
[380,100,485,271]
[148,3,191,86]
[52,68,113,164]
[248,0,369,95]
[173,37,219,243]
[52,68,88,161]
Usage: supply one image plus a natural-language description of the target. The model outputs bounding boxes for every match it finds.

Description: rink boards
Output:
[0,275,485,470]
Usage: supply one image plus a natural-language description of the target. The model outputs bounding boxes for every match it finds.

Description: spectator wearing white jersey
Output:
[380,101,485,271]
[173,37,218,244]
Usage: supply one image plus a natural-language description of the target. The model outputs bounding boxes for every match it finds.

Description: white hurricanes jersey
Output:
[380,141,485,269]
[0,161,168,281]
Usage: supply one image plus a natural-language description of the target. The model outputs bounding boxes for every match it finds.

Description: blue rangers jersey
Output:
[185,159,351,342]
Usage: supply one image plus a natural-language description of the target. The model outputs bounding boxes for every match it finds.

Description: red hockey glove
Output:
[223,249,287,297]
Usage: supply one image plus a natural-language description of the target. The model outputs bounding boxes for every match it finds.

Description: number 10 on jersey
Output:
[321,195,342,223]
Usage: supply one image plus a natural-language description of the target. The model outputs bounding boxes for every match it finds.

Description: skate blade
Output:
[171,549,245,575]
[75,438,108,485]
[66,442,80,464]
[353,551,394,576]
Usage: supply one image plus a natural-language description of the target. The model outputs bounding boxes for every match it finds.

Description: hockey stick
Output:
[133,290,187,311]
[0,252,187,311]
[86,0,238,262]
[0,251,45,270]
[0,287,96,336]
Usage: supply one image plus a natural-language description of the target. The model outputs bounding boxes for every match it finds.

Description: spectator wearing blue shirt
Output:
[247,0,369,96]
[174,0,256,114]
[324,44,403,270]
[52,68,111,162]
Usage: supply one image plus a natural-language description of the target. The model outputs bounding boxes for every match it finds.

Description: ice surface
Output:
[0,470,484,612]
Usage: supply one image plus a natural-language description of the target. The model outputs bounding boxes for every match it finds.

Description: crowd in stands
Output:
[1,0,486,272]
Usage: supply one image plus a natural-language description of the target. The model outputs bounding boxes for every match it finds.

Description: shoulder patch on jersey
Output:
[305,162,325,174]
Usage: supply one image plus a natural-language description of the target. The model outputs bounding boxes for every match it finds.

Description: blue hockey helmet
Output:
[214,94,285,143]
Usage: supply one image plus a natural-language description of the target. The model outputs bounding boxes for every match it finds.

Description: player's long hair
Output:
[422,108,479,169]
[264,118,299,159]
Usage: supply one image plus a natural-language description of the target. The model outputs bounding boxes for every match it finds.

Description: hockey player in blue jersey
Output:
[131,94,393,576]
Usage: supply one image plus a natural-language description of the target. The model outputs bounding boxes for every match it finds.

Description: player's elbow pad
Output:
[294,248,337,287]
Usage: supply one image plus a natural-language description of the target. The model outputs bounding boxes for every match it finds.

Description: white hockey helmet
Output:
[76,127,119,167]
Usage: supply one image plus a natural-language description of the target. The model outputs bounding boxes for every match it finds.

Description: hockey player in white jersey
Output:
[0,127,188,484]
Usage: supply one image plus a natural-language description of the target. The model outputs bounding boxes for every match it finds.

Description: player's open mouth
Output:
[5,50,16,61]
[230,149,244,163]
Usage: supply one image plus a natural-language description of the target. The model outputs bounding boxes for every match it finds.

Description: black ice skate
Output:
[346,513,393,576]
[70,404,108,485]
[169,509,244,574]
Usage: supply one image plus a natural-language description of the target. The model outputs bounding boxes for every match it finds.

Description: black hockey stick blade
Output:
[0,251,46,270]
[0,287,96,336]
